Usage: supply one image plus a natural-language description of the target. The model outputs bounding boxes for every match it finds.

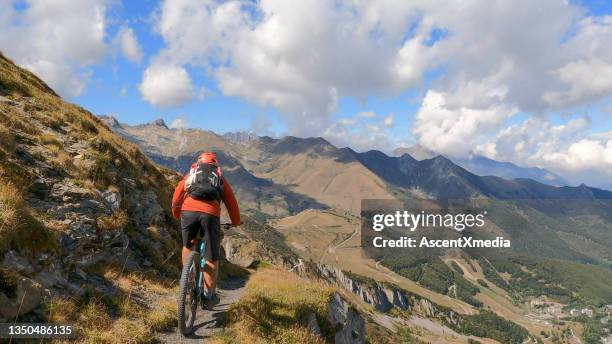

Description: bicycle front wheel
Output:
[177,250,199,335]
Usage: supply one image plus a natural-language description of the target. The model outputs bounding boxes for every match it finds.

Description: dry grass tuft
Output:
[0,125,14,152]
[73,283,176,342]
[78,299,113,332]
[146,226,163,241]
[45,297,78,323]
[109,318,154,344]
[39,132,62,147]
[117,298,146,319]
[96,211,129,232]
[145,297,176,332]
[56,150,75,170]
[0,181,56,255]
[0,182,22,236]
[72,293,155,344]
[211,267,334,344]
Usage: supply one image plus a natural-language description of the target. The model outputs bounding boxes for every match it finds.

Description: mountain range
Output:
[100,116,608,205]
[393,145,569,187]
[102,116,612,266]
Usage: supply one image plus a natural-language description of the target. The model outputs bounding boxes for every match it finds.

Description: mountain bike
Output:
[177,223,232,335]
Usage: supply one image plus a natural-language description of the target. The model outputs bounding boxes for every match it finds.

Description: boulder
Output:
[34,269,69,289]
[0,277,42,322]
[327,293,365,344]
[307,313,323,338]
[101,190,122,211]
[1,251,34,275]
[127,190,165,228]
[221,236,256,268]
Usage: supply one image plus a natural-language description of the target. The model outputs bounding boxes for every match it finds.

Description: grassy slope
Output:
[211,267,425,344]
[0,52,182,342]
[243,139,395,214]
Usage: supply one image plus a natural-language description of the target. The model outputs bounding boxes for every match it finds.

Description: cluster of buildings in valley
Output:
[526,296,612,323]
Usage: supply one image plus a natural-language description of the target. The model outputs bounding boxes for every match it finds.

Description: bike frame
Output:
[196,240,207,298]
[178,222,232,335]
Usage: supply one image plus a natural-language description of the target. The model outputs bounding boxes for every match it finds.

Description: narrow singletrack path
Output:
[156,277,247,343]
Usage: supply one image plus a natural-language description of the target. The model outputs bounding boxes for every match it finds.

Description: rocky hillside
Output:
[0,52,182,340]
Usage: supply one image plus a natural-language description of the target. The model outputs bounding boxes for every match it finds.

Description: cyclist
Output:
[171,151,241,308]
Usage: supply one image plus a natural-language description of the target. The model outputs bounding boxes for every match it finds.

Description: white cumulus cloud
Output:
[139,63,194,107]
[474,116,612,186]
[147,0,429,134]
[169,116,189,129]
[323,111,396,152]
[0,0,110,97]
[147,1,612,142]
[413,88,518,157]
[115,26,143,64]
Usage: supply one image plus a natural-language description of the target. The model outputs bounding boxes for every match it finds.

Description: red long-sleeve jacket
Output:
[171,174,241,226]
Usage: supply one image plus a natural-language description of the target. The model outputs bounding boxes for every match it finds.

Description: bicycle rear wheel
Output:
[177,250,199,335]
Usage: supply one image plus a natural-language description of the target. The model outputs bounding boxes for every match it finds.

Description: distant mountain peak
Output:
[223,131,258,144]
[393,144,436,160]
[282,136,331,145]
[151,118,168,129]
[430,154,454,165]
[98,115,122,129]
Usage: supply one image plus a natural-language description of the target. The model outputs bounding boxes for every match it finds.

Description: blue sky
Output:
[1,0,612,186]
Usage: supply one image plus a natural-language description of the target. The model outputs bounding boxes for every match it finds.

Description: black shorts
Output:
[181,211,221,261]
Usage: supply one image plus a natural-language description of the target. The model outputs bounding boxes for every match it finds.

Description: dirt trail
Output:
[156,277,247,343]
[318,225,358,264]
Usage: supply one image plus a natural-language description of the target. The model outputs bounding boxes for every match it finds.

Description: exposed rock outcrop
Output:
[222,230,304,272]
[328,292,366,344]
[314,264,460,327]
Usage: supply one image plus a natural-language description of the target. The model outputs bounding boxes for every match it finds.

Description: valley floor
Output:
[273,208,587,344]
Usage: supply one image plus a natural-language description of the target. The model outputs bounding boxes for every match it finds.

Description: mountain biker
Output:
[171,151,241,308]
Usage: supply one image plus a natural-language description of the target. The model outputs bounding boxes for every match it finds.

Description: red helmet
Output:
[197,151,218,166]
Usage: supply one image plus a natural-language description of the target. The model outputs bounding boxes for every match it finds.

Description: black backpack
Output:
[185,163,224,201]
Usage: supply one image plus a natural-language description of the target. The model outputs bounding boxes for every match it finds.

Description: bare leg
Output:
[181,246,192,267]
[203,260,219,295]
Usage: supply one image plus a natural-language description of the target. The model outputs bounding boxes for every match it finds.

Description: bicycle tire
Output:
[177,250,199,335]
